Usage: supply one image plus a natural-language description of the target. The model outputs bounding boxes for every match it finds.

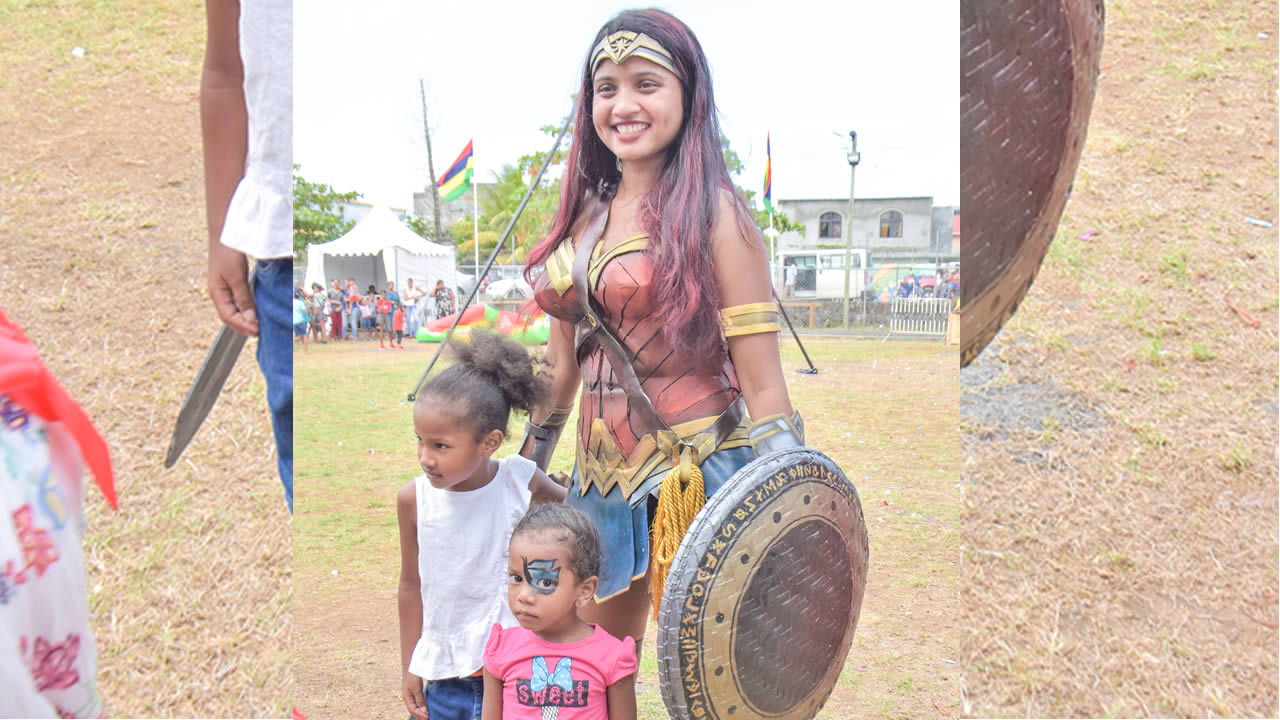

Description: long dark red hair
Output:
[524,8,754,362]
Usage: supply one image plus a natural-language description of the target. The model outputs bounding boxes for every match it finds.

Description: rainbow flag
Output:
[437,140,474,202]
[762,133,772,214]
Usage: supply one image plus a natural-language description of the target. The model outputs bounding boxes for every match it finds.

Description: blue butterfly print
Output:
[530,656,573,692]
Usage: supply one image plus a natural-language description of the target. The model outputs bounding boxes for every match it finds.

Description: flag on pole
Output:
[438,140,474,202]
[762,133,773,214]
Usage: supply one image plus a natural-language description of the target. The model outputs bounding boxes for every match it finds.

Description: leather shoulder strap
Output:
[568,193,744,450]
[569,195,669,433]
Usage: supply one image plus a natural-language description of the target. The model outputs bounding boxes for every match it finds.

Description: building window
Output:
[879,210,903,238]
[820,254,862,269]
[818,212,842,239]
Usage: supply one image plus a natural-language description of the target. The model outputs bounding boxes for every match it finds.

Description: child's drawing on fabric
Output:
[8,503,59,584]
[1,396,29,431]
[35,465,69,531]
[517,655,588,717]
[0,394,105,717]
[20,633,82,692]
[1,396,71,531]
[0,398,32,485]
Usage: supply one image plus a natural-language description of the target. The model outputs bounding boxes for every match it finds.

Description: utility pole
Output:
[863,229,871,323]
[842,131,861,329]
[419,80,442,241]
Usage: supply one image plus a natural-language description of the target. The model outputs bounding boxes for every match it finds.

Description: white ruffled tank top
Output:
[219,0,292,260]
[408,454,534,680]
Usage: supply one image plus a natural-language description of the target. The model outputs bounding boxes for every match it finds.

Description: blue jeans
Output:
[568,444,757,599]
[254,259,293,513]
[421,676,483,720]
[405,304,419,337]
[345,306,360,338]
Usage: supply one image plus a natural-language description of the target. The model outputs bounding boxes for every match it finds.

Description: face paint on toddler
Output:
[523,557,561,595]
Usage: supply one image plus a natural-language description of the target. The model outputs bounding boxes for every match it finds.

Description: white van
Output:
[779,248,869,299]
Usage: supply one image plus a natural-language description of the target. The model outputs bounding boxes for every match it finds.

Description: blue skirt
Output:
[566,444,757,600]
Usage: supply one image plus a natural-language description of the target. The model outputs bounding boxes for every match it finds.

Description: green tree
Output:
[404,213,438,242]
[453,225,500,270]
[292,165,361,261]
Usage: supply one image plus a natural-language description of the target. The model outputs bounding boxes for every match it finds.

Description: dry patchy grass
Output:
[0,1,291,716]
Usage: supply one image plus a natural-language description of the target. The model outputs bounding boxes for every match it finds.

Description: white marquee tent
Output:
[303,206,455,303]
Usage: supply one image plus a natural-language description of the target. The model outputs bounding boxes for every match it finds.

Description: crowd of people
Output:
[292,277,459,351]
[896,267,961,299]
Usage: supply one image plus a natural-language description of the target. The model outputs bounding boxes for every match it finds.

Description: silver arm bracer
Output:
[521,406,573,473]
[747,410,806,456]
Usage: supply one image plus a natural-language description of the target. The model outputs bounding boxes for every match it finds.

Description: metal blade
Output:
[164,322,248,468]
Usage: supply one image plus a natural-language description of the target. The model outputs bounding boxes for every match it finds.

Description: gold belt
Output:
[576,414,751,500]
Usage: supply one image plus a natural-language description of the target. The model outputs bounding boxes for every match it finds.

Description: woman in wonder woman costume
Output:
[521,8,804,649]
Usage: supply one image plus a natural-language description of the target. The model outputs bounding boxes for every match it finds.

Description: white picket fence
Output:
[889,297,955,336]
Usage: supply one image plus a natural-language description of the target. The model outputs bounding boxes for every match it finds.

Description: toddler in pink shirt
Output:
[483,504,636,720]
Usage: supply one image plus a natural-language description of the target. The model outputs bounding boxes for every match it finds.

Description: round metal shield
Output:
[656,448,869,720]
[959,0,1106,366]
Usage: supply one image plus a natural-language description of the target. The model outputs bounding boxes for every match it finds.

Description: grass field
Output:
[0,1,291,717]
[294,335,961,719]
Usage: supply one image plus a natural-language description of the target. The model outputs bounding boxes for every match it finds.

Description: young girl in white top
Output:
[398,331,567,720]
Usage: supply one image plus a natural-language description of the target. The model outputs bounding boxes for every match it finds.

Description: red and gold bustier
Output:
[534,234,750,500]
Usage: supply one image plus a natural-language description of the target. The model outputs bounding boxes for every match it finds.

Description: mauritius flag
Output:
[437,140,474,202]
[762,133,772,214]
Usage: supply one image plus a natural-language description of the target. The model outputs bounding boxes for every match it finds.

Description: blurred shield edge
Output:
[959,0,1106,366]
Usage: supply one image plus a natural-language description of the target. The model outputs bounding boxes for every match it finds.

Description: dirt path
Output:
[0,4,291,717]
[294,339,962,719]
[960,0,1278,716]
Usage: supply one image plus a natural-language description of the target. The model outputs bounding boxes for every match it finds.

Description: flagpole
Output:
[764,131,776,287]
[473,174,479,277]
[762,210,773,283]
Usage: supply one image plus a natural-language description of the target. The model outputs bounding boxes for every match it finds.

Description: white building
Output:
[775,196,957,266]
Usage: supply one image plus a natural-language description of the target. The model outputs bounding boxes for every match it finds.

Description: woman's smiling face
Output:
[591,55,684,167]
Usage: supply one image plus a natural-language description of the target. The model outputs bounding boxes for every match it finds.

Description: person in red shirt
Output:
[392,303,406,349]
[376,291,393,349]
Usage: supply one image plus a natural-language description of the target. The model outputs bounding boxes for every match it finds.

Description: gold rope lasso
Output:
[649,443,705,619]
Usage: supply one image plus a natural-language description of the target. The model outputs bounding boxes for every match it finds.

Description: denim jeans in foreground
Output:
[254,258,293,513]
[423,676,484,720]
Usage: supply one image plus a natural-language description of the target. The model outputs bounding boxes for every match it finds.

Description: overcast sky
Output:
[294,1,959,213]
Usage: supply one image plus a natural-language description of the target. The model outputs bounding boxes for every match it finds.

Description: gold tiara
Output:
[590,30,677,76]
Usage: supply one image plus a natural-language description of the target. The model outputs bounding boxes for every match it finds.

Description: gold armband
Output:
[545,241,576,295]
[719,302,782,338]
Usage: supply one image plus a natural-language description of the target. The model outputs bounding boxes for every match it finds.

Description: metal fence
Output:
[888,297,955,336]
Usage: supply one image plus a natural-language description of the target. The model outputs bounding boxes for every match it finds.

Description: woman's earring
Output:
[616,156,622,172]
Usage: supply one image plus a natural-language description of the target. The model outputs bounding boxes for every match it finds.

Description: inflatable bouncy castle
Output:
[416,304,550,345]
